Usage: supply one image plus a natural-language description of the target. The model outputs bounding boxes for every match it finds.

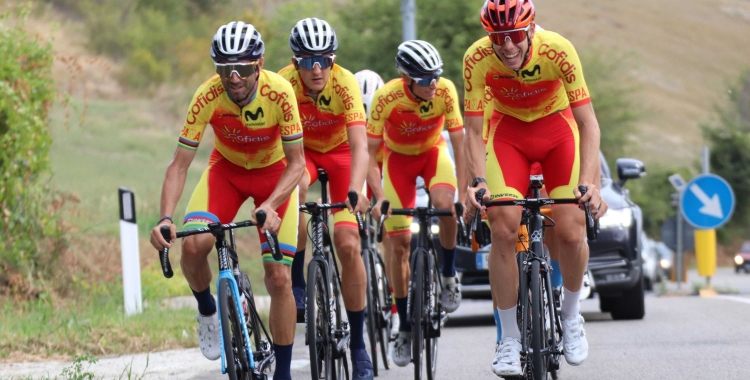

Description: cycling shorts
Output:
[383,139,457,236]
[183,150,299,266]
[304,142,358,230]
[486,107,579,200]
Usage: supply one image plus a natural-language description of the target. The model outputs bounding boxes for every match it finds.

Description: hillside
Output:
[536,0,750,165]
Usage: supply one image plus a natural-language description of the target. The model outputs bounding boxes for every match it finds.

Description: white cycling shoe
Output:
[197,313,221,360]
[390,313,400,339]
[561,314,589,365]
[392,332,412,367]
[491,337,522,377]
[440,276,462,313]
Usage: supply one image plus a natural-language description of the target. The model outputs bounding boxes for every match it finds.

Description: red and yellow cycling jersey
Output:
[463,30,591,123]
[278,64,366,153]
[178,71,303,169]
[366,78,463,155]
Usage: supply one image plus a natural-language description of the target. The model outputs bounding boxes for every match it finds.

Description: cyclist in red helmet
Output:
[464,0,605,376]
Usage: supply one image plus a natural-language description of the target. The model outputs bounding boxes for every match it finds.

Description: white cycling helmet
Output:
[210,21,265,62]
[395,40,443,77]
[354,70,384,117]
[289,18,338,56]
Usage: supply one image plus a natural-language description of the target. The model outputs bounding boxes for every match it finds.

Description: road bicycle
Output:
[472,180,596,380]
[376,199,465,380]
[299,172,352,380]
[348,192,392,375]
[158,211,280,380]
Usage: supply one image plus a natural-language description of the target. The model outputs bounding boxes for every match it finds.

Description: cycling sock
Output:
[498,306,521,340]
[391,289,397,314]
[395,297,411,332]
[291,249,306,289]
[561,287,581,320]
[440,245,457,277]
[493,309,502,344]
[272,343,293,380]
[192,286,216,316]
[346,308,366,350]
[550,259,563,288]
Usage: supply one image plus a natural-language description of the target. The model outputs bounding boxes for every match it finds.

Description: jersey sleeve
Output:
[442,79,463,132]
[462,41,489,117]
[366,86,387,140]
[275,79,304,145]
[340,71,367,129]
[178,83,213,150]
[555,37,591,108]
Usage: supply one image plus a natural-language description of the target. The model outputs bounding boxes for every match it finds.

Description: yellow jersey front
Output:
[463,30,591,123]
[278,64,366,153]
[178,70,303,169]
[366,78,462,156]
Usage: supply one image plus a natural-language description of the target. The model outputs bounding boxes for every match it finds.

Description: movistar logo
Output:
[521,64,541,79]
[319,95,332,106]
[245,107,264,121]
[419,101,434,113]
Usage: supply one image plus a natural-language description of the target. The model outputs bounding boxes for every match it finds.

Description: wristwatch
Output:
[472,177,487,187]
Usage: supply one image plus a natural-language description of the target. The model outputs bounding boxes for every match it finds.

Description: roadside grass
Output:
[3,354,149,380]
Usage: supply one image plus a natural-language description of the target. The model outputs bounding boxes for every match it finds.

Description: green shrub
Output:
[0,4,65,297]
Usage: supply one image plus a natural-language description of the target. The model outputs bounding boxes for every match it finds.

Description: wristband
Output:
[157,216,173,225]
[471,177,487,187]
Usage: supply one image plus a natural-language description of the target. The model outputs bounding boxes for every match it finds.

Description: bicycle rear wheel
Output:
[307,260,332,380]
[411,250,425,380]
[530,260,549,380]
[375,252,392,371]
[219,278,251,380]
[363,248,379,376]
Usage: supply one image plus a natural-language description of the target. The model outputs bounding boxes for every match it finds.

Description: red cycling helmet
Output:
[480,0,535,32]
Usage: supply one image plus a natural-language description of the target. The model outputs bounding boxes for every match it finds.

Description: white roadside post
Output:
[119,187,143,316]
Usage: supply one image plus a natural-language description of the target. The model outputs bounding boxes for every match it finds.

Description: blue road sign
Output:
[680,174,735,229]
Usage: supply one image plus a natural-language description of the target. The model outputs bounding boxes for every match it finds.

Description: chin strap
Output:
[408,80,429,103]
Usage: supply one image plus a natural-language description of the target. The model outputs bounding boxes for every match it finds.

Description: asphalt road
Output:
[3,268,750,380]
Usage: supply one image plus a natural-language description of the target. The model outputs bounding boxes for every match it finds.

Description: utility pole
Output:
[402,0,416,41]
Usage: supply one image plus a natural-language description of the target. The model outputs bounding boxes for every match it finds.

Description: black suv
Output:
[589,153,646,320]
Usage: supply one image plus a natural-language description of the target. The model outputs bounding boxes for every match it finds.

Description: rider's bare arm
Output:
[449,129,468,203]
[265,142,306,210]
[366,137,385,202]
[347,126,369,192]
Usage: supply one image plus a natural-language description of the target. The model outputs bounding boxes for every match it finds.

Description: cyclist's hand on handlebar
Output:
[150,222,175,250]
[465,184,489,219]
[346,191,370,215]
[574,183,603,217]
[254,203,281,233]
[597,199,609,219]
[370,198,390,220]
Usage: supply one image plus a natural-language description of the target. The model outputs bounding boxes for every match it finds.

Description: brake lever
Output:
[158,225,174,278]
[577,185,597,241]
[348,190,367,238]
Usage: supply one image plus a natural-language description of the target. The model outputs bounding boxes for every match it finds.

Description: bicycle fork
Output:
[218,268,255,374]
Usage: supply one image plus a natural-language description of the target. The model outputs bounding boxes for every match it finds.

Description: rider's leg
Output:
[545,205,588,318]
[390,232,414,367]
[264,262,295,379]
[431,186,457,275]
[292,171,310,288]
[487,206,523,339]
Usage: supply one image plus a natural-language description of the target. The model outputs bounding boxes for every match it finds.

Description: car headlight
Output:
[597,208,633,228]
[410,222,420,233]
[430,224,440,234]
[659,258,670,269]
[735,255,744,266]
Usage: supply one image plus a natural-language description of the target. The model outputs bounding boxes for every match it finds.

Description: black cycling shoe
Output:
[293,286,306,323]
[350,348,374,380]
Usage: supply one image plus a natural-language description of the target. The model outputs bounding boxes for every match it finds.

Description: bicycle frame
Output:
[158,218,280,378]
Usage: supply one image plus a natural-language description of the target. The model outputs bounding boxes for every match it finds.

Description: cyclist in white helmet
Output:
[355,69,402,339]
[278,17,374,380]
[149,21,304,380]
[367,40,467,367]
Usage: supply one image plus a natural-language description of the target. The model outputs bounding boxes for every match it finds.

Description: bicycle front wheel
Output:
[530,260,549,380]
[425,251,439,380]
[307,260,332,380]
[219,278,251,380]
[411,250,425,380]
